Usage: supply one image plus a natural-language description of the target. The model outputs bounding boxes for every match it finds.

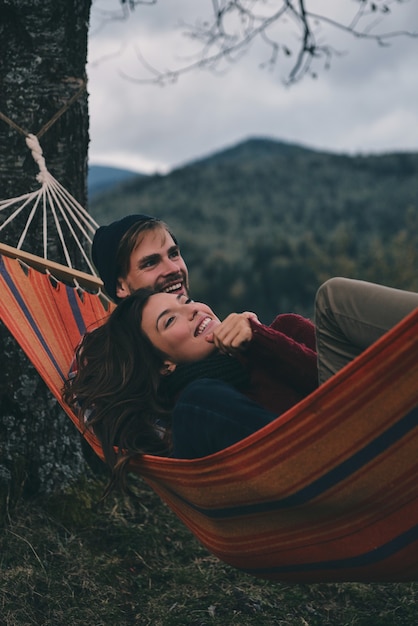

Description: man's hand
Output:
[206,312,258,355]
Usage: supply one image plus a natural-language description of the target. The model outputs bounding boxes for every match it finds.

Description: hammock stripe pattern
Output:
[1,251,418,582]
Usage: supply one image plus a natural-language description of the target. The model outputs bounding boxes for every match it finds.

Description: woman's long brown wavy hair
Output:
[62,288,172,494]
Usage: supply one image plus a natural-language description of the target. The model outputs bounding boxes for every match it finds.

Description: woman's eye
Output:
[165,316,175,328]
[185,298,193,304]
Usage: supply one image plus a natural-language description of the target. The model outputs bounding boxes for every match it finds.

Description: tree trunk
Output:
[0,0,92,516]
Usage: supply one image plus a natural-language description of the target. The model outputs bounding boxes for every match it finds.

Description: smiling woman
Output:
[63,287,318,492]
[141,292,222,364]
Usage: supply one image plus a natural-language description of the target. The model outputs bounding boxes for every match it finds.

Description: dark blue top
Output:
[171,378,277,458]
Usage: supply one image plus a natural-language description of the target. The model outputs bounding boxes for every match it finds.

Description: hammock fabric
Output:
[1,250,418,583]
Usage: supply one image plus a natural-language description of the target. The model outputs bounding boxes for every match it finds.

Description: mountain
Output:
[88,165,146,198]
[89,137,418,322]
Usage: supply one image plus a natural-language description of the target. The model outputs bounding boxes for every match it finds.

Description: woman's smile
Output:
[141,292,221,364]
[194,315,217,337]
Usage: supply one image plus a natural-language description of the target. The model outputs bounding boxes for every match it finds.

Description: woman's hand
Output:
[206,312,259,355]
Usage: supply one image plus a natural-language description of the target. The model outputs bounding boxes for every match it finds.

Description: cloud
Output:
[87,0,418,172]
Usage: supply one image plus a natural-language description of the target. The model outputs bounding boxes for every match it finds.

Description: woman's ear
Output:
[160,361,177,376]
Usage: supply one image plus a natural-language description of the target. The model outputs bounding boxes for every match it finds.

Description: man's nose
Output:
[162,256,180,274]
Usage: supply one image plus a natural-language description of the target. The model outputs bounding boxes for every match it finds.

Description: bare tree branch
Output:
[120,0,417,85]
[90,0,157,35]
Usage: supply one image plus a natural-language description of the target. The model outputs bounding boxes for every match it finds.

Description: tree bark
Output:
[0,0,92,516]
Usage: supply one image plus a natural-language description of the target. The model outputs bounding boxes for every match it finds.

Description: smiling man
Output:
[92,214,189,301]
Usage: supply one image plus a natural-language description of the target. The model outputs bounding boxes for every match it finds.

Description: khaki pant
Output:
[315,277,418,384]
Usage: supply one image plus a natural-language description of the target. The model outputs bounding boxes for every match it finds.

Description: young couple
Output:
[63,214,418,490]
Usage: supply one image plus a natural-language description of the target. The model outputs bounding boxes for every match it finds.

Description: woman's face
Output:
[141,293,221,365]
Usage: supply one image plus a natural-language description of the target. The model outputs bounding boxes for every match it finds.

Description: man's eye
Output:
[169,249,180,259]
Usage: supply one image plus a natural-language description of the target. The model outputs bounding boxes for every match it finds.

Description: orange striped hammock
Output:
[1,244,418,583]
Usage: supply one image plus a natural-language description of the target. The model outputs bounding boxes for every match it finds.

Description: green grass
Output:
[1,477,418,625]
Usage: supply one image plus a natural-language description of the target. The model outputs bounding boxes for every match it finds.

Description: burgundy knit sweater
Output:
[239,313,318,415]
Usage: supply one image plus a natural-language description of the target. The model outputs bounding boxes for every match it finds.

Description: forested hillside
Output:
[88,165,144,198]
[90,138,418,323]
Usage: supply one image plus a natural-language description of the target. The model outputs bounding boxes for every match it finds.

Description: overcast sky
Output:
[87,0,418,174]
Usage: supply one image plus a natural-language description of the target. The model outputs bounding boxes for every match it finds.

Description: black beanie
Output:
[92,214,156,300]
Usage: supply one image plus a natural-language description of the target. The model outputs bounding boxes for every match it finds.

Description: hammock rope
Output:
[0,77,87,139]
[0,79,101,282]
[0,134,99,278]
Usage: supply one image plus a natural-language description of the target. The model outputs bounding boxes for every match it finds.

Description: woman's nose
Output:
[184,304,198,320]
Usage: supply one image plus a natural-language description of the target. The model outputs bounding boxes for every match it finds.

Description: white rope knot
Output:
[25,133,49,184]
[0,125,99,275]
